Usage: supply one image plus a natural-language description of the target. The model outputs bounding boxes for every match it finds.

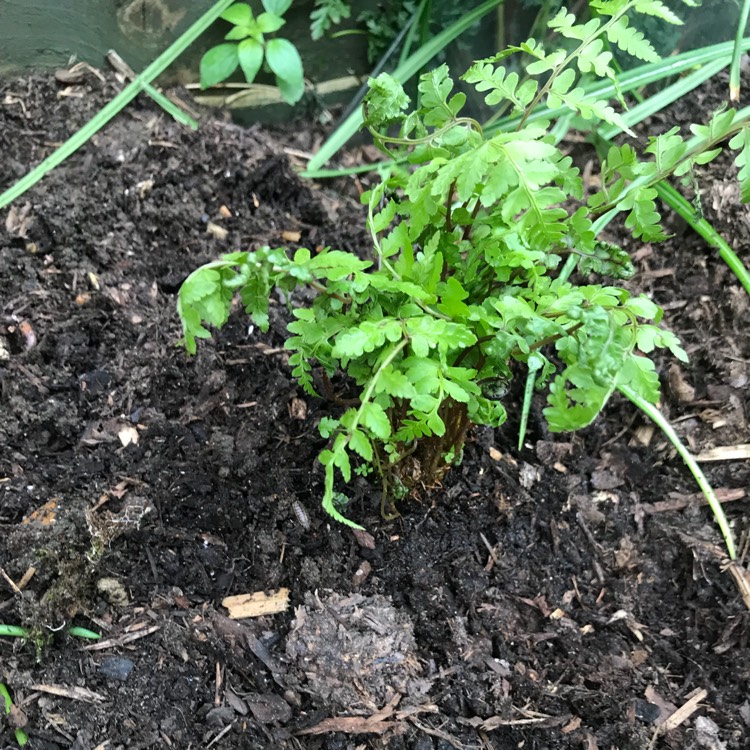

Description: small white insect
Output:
[292,501,310,530]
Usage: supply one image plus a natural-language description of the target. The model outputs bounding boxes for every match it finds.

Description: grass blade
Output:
[656,181,750,296]
[618,384,736,560]
[599,58,728,140]
[0,0,235,210]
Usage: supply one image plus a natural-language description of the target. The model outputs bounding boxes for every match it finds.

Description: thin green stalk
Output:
[0,625,28,638]
[302,161,398,179]
[67,626,102,640]
[305,0,504,172]
[0,683,28,746]
[141,82,198,129]
[598,57,728,141]
[0,0,234,210]
[656,181,750,296]
[517,356,543,451]
[730,0,750,101]
[398,0,431,68]
[0,624,101,639]
[618,383,736,559]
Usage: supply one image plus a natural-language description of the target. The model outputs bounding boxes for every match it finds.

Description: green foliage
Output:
[181,0,750,527]
[310,0,352,40]
[200,0,304,105]
[0,682,28,746]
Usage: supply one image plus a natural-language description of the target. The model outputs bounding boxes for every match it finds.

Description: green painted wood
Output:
[0,0,370,84]
[0,0,215,73]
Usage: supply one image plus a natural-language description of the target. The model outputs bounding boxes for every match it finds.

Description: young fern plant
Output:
[179,0,750,537]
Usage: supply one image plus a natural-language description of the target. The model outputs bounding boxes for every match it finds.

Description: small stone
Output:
[99,656,134,681]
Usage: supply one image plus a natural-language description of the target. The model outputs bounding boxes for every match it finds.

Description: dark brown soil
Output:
[1,68,749,750]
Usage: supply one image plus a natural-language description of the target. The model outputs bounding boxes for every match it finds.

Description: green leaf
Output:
[437,276,471,319]
[257,12,285,33]
[332,318,403,359]
[616,354,660,403]
[729,127,750,202]
[200,44,240,88]
[360,402,392,439]
[265,38,305,104]
[221,3,253,26]
[238,38,264,83]
[225,26,252,41]
[364,73,411,128]
[635,325,688,361]
[374,365,418,399]
[310,0,351,40]
[545,365,615,431]
[350,429,374,461]
[262,0,292,14]
[605,16,660,63]
[417,64,462,127]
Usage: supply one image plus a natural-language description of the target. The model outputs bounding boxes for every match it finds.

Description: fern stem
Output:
[617,384,736,560]
[517,0,639,131]
[348,340,410,437]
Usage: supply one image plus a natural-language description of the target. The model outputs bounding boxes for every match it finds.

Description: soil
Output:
[1,68,749,750]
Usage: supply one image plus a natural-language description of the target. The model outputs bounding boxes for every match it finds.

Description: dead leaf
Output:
[353,560,372,587]
[353,528,376,549]
[21,499,58,528]
[245,693,292,724]
[669,364,695,403]
[5,202,33,237]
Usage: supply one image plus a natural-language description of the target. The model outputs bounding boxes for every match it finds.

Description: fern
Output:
[178,0,750,530]
[310,0,351,40]
[730,126,750,202]
[462,62,538,113]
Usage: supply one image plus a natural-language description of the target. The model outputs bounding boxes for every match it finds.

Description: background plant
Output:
[180,0,749,550]
[200,0,305,104]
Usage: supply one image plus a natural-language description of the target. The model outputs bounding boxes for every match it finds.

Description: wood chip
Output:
[206,221,228,240]
[296,716,400,736]
[30,684,106,703]
[282,230,301,242]
[83,624,160,651]
[660,688,708,731]
[696,444,750,462]
[642,487,745,514]
[222,589,289,619]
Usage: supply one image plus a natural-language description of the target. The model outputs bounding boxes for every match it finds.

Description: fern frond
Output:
[604,16,660,63]
[547,70,634,134]
[462,63,538,113]
[310,0,351,40]
[548,9,602,41]
[729,126,750,202]
[632,0,683,24]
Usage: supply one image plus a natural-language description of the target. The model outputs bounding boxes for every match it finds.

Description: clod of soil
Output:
[285,592,431,710]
